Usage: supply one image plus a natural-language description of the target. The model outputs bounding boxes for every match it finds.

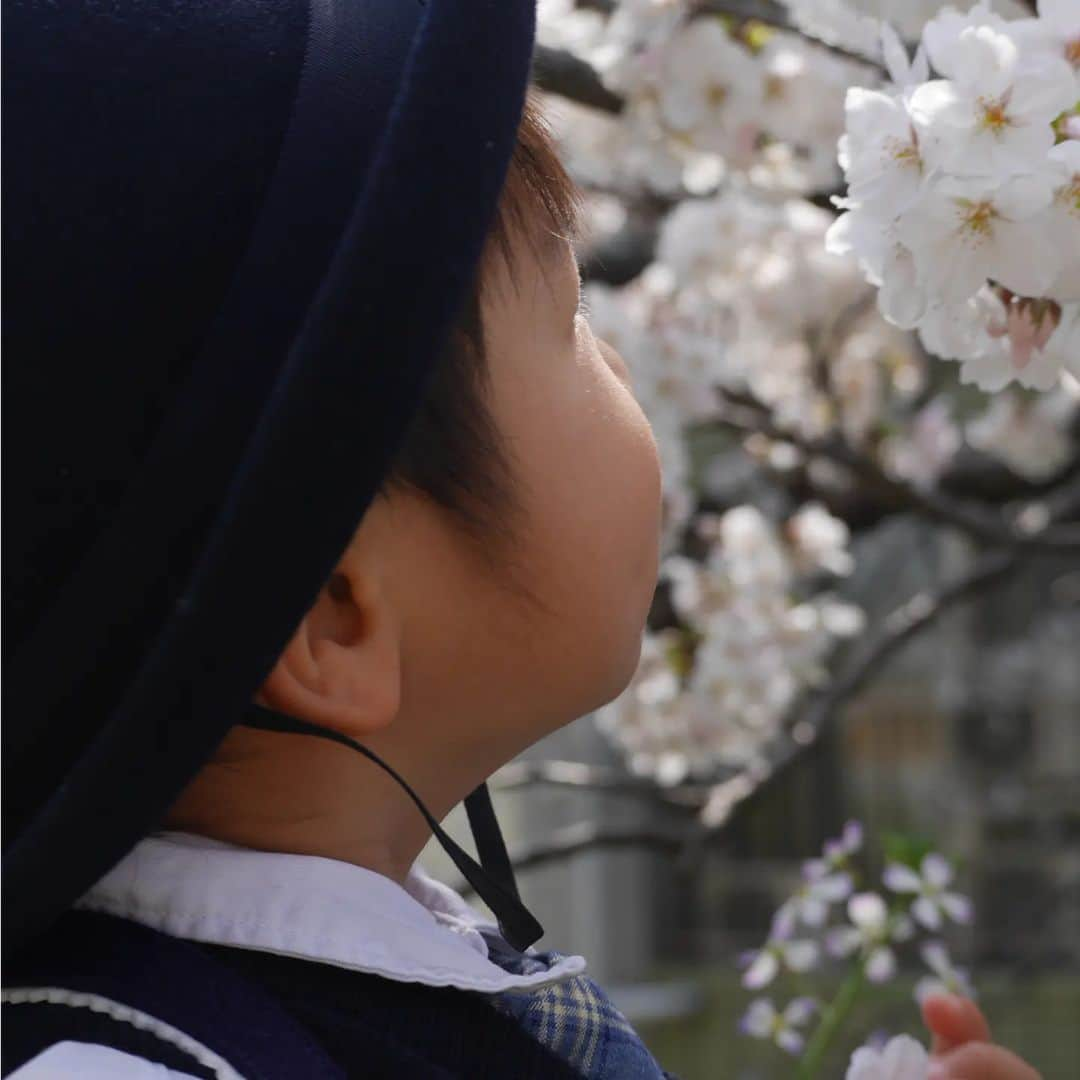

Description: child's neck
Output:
[164,726,445,886]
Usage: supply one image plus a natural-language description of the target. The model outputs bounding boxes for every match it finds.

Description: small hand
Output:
[922,994,1041,1080]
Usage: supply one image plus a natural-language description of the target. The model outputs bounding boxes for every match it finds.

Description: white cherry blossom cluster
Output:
[651,186,920,442]
[539,0,868,195]
[582,187,950,520]
[544,1,1078,786]
[827,2,1080,391]
[595,504,863,785]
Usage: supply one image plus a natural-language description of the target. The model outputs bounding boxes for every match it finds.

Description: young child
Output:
[1,1,1044,1077]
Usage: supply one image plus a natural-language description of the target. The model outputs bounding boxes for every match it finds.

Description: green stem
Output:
[798,963,866,1080]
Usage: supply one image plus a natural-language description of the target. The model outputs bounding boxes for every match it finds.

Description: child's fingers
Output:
[921,994,991,1054]
[928,1042,1041,1080]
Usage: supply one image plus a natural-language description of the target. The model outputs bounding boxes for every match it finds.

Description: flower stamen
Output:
[977,94,1013,135]
[957,198,996,241]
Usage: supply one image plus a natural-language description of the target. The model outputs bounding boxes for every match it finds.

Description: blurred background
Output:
[427,524,1080,1078]
[428,0,1080,1075]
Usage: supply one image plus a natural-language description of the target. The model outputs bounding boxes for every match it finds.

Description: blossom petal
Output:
[941,892,974,925]
[913,895,943,931]
[921,940,951,976]
[827,926,862,958]
[742,949,779,990]
[880,1033,930,1071]
[841,821,864,853]
[783,996,819,1026]
[915,974,948,1005]
[866,945,897,983]
[776,1028,805,1056]
[878,245,928,330]
[801,896,829,928]
[849,892,888,929]
[994,173,1056,223]
[921,853,953,889]
[892,913,916,943]
[783,940,820,972]
[846,1046,885,1080]
[772,903,797,940]
[740,997,777,1038]
[816,872,854,903]
[880,23,911,86]
[884,862,923,894]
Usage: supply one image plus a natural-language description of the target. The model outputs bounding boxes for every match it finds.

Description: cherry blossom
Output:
[838,87,924,214]
[899,174,1059,303]
[829,1,1079,387]
[655,18,764,160]
[883,853,974,931]
[788,504,856,577]
[881,397,963,490]
[1045,139,1080,302]
[545,0,1076,837]
[782,0,885,58]
[1011,0,1080,73]
[966,386,1077,480]
[911,16,1075,177]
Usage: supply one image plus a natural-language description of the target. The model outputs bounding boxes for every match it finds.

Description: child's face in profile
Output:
[360,217,662,780]
[233,210,662,825]
[481,221,663,715]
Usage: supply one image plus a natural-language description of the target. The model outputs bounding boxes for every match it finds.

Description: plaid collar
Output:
[485,934,671,1080]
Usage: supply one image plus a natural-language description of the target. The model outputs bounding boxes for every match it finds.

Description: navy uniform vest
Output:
[2,911,583,1079]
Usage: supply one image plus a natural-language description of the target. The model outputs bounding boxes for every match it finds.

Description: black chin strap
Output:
[240,703,543,951]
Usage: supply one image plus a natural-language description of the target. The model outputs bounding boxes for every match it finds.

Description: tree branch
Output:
[532,44,624,114]
[699,548,1019,828]
[535,1,889,115]
[714,389,1080,552]
[483,821,696,881]
[692,1,887,73]
[492,758,702,807]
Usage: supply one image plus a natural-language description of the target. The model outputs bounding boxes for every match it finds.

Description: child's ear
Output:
[257,563,401,737]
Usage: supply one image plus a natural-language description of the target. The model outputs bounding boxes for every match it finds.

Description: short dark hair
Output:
[390,94,582,548]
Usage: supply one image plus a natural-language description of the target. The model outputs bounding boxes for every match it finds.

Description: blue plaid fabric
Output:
[483,933,670,1080]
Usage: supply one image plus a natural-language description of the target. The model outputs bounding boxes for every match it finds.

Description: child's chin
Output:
[586,630,647,713]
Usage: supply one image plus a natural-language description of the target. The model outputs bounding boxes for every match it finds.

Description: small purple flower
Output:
[776,865,854,934]
[740,996,818,1055]
[804,820,863,881]
[826,892,913,983]
[914,941,976,1004]
[884,854,972,931]
[740,925,820,989]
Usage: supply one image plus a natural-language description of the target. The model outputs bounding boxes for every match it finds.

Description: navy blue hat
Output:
[4,0,541,953]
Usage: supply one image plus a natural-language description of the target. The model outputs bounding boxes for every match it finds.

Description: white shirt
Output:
[7,831,585,1078]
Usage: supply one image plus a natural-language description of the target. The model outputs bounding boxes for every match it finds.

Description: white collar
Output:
[76,831,585,995]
